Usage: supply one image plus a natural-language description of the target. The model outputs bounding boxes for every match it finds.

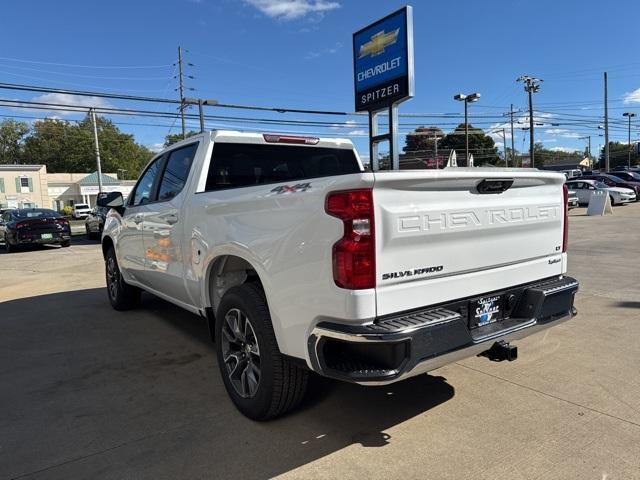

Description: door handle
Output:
[165,214,179,225]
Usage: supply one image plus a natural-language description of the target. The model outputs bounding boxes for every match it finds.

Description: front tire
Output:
[609,195,616,206]
[61,240,71,247]
[216,283,309,420]
[105,247,140,310]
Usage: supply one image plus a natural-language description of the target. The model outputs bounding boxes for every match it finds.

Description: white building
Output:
[47,172,134,209]
[0,165,135,211]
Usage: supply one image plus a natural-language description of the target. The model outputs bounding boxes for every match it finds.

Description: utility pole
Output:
[502,128,508,167]
[177,46,186,139]
[517,76,542,167]
[510,103,515,166]
[623,112,636,169]
[434,132,438,166]
[90,108,103,195]
[604,72,610,171]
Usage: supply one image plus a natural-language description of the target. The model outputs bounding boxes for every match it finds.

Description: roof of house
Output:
[78,172,120,186]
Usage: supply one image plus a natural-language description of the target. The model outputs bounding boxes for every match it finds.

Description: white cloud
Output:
[347,129,367,136]
[550,146,577,153]
[243,0,340,20]
[560,132,581,139]
[147,143,165,153]
[329,119,358,130]
[544,128,568,135]
[14,93,113,117]
[623,88,640,104]
[305,41,342,60]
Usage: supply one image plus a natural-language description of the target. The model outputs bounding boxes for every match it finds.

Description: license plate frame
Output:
[470,294,504,329]
[41,233,53,240]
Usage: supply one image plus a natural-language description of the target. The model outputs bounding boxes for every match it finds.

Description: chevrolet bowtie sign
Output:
[358,29,399,58]
[353,6,414,111]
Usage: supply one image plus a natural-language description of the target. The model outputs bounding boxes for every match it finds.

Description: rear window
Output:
[205,143,361,191]
[75,204,89,209]
[14,209,61,218]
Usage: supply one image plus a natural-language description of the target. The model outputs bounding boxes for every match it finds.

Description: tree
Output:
[599,141,640,169]
[164,131,198,147]
[439,124,500,165]
[403,126,445,153]
[23,115,153,178]
[0,119,30,164]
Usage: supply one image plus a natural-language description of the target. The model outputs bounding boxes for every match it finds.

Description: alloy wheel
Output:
[221,308,261,398]
[106,256,119,301]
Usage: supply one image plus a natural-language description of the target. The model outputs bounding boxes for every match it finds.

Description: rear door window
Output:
[205,143,361,191]
[157,143,198,201]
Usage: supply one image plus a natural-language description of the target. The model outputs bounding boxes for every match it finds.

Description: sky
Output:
[1,0,640,161]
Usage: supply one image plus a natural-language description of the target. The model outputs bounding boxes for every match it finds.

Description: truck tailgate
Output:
[373,169,566,316]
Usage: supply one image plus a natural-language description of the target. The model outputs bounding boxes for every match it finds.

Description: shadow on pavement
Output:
[0,288,454,479]
[615,301,640,309]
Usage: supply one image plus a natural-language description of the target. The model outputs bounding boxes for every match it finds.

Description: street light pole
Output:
[464,100,469,163]
[578,136,592,169]
[517,76,543,167]
[454,92,481,166]
[623,112,636,169]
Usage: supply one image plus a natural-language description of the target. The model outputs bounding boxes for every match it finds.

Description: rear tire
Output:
[609,195,616,206]
[105,247,140,310]
[4,235,15,253]
[216,283,309,420]
[86,225,94,240]
[61,240,71,247]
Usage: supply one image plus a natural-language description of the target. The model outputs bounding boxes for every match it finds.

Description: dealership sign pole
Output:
[353,6,414,170]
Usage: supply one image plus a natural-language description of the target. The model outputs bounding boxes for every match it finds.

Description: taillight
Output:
[325,189,375,289]
[15,221,29,230]
[562,184,569,253]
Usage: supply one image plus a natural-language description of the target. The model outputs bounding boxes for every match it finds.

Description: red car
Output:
[1,208,71,252]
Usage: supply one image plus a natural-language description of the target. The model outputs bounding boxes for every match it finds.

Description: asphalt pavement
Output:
[1,204,639,479]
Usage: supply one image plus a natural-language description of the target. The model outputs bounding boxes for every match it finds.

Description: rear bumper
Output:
[16,232,71,244]
[307,276,578,385]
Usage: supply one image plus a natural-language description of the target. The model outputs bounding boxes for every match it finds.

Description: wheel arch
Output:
[203,253,276,344]
[101,235,114,258]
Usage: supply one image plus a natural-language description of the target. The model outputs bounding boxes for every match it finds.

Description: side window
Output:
[157,143,198,202]
[131,156,163,206]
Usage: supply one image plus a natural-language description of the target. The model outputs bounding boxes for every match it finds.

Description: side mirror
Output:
[97,191,124,209]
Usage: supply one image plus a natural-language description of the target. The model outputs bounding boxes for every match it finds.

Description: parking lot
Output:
[1,204,639,480]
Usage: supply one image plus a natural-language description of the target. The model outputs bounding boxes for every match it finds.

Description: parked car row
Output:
[566,179,637,205]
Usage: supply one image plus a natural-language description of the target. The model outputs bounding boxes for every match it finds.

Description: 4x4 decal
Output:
[270,183,312,194]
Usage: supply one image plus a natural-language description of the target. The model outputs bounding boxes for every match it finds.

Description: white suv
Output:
[72,203,91,219]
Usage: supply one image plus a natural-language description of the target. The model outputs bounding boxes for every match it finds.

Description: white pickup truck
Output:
[98,131,578,420]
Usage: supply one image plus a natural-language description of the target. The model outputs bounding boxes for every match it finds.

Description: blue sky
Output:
[1,0,640,160]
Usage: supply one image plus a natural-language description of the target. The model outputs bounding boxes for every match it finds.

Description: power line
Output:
[0,56,172,69]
